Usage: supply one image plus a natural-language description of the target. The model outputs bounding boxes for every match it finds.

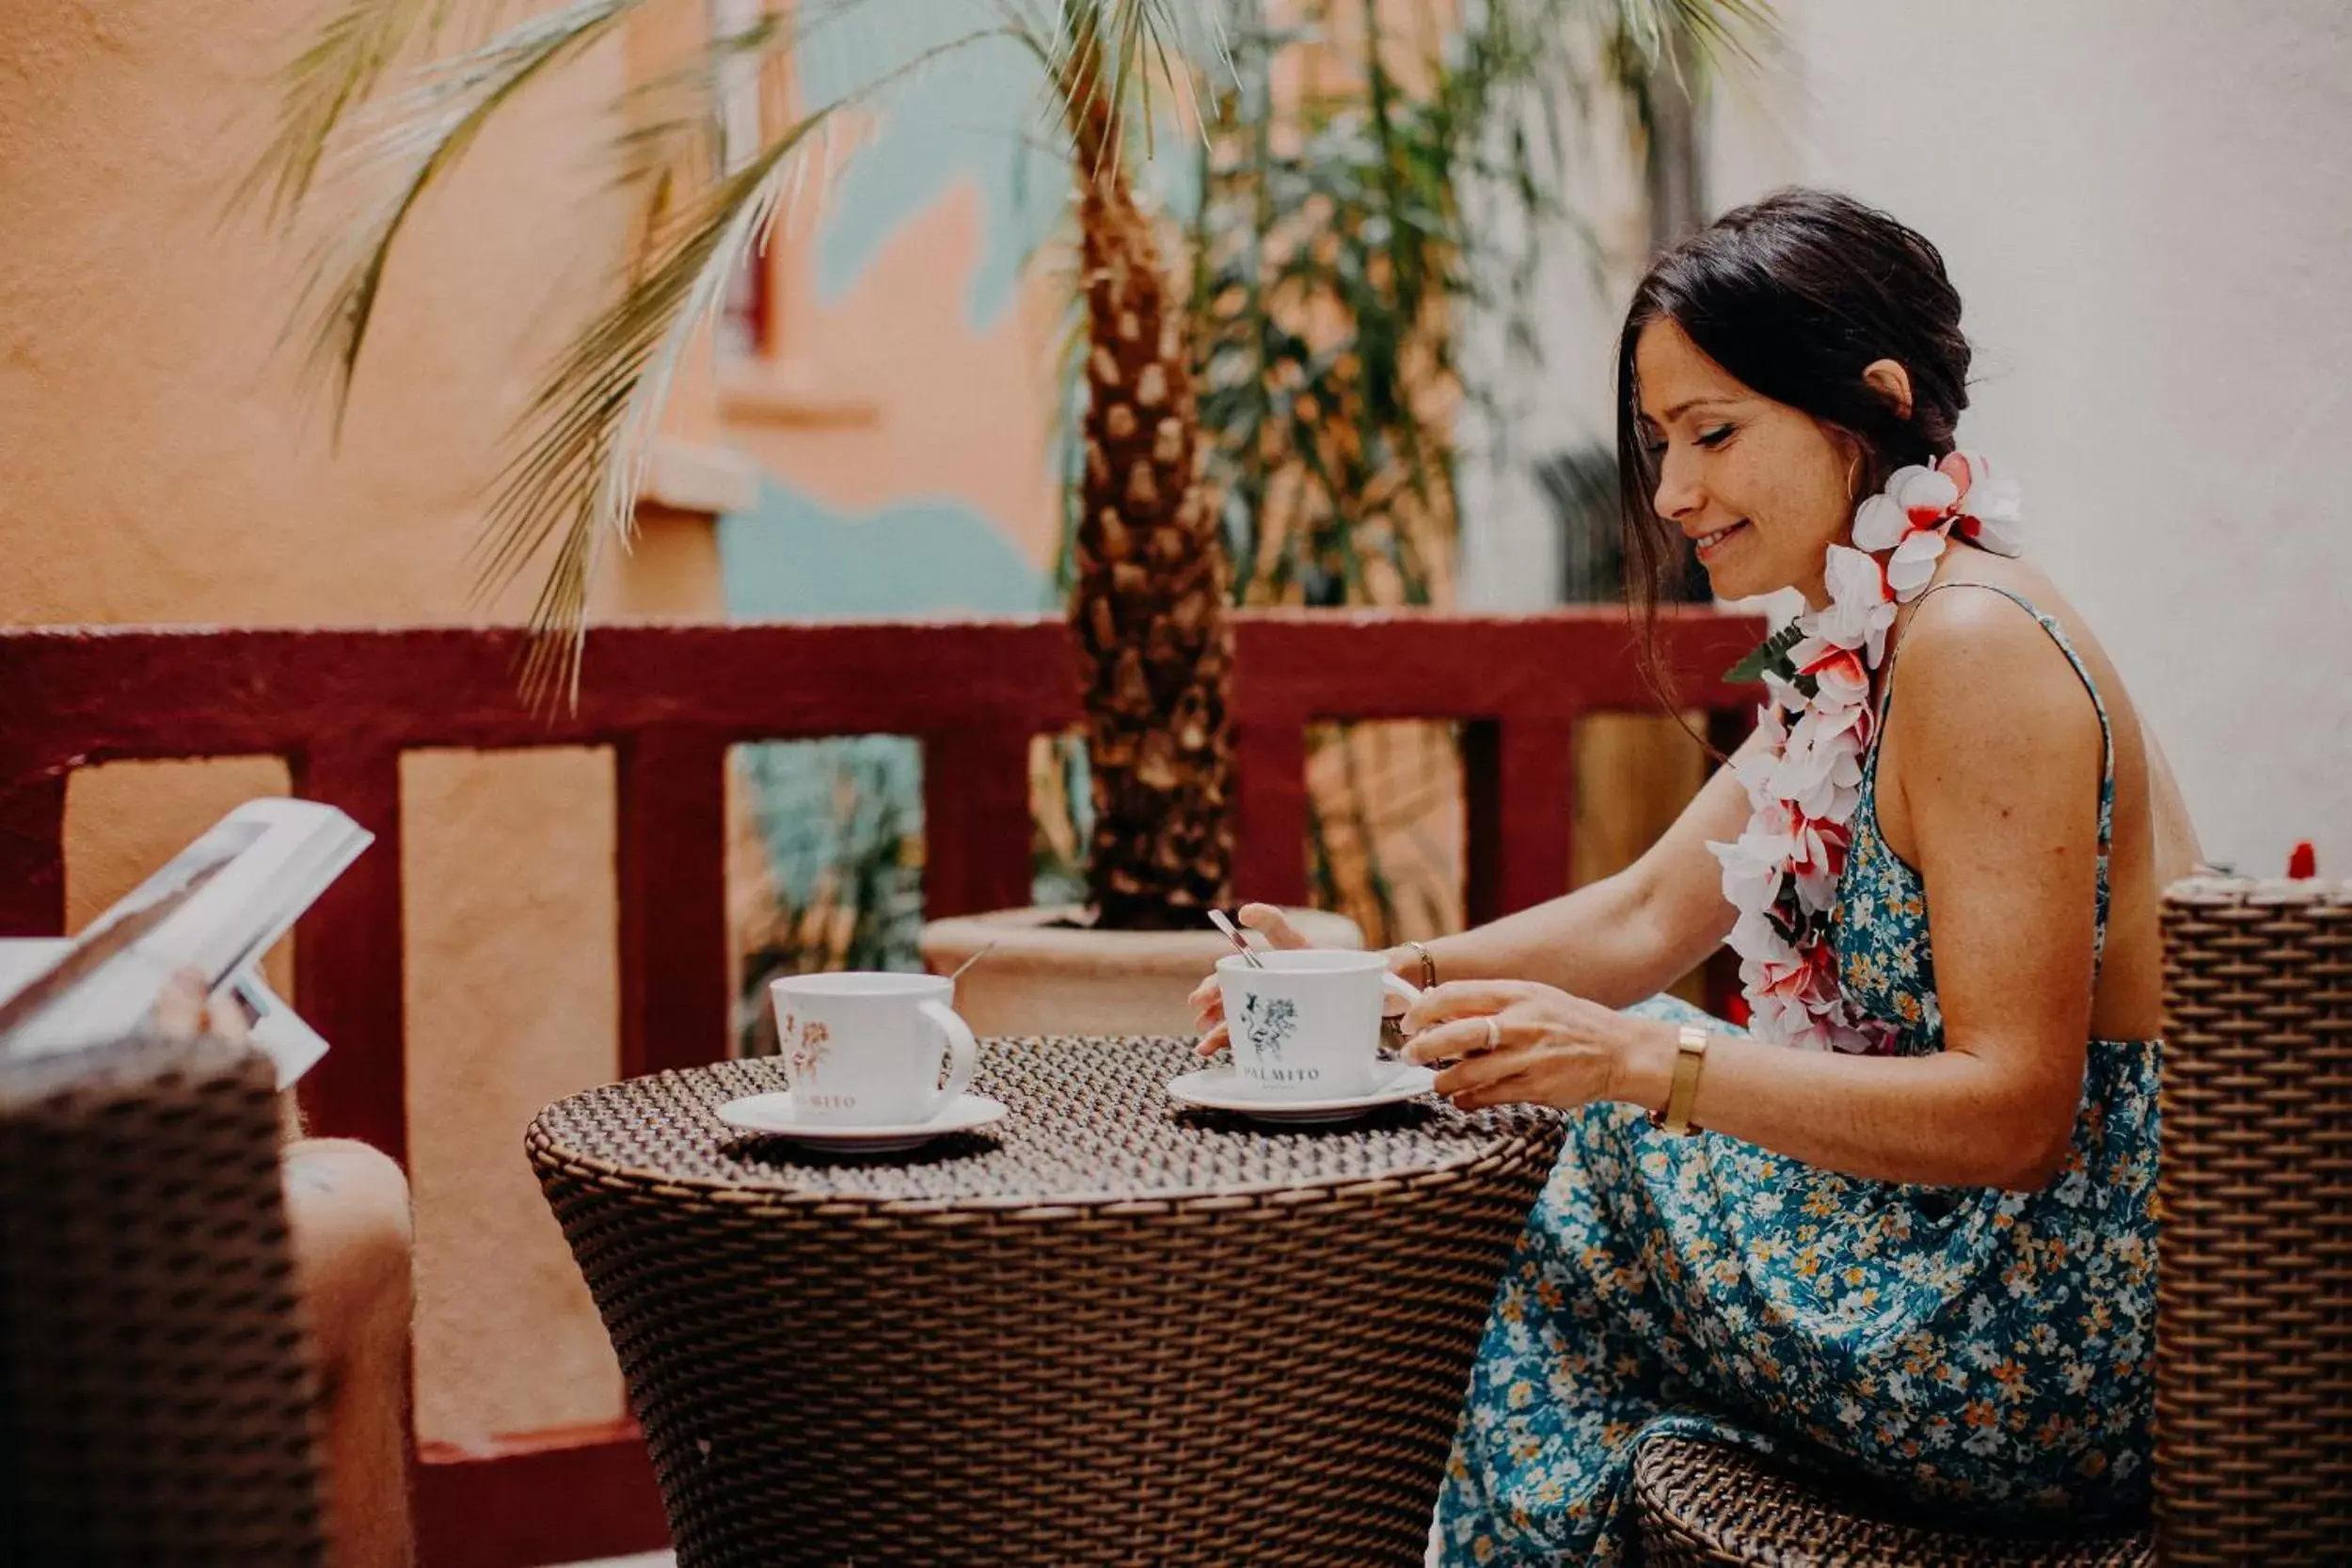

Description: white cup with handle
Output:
[1216,949,1422,1100]
[768,972,978,1127]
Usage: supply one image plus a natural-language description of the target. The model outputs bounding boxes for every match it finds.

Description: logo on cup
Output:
[787,1019,831,1080]
[1240,994,1298,1060]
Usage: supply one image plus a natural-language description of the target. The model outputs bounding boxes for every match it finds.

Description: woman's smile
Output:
[1691,520,1750,562]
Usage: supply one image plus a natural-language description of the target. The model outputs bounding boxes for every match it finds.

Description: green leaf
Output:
[1724,621,1804,685]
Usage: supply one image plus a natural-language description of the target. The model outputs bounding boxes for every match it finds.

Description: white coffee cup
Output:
[1216,949,1423,1099]
[767,972,978,1127]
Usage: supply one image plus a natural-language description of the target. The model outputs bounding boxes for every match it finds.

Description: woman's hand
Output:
[1398,980,1646,1113]
[153,967,250,1045]
[1187,904,1318,1057]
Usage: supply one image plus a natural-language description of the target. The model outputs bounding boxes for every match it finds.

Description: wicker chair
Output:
[1631,877,2351,1565]
[1630,1435,2152,1566]
[2153,878,2350,1564]
[0,1029,329,1565]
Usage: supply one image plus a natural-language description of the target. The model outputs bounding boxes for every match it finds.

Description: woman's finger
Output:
[1404,982,1534,1032]
[1433,1043,1538,1101]
[1448,1069,1539,1113]
[1236,903,1312,950]
[1403,980,1534,1034]
[1402,1010,1518,1065]
[206,992,253,1047]
[153,968,205,1039]
[1196,1022,1230,1058]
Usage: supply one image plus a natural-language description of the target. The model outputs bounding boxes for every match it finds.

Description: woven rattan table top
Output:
[528,1035,1560,1212]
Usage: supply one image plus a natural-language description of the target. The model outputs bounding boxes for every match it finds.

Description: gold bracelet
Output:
[1648,1023,1709,1137]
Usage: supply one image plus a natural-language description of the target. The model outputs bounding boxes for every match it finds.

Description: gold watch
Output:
[1649,1023,1710,1136]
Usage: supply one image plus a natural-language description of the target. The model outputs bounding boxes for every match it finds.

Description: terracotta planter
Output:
[917,905,1364,1038]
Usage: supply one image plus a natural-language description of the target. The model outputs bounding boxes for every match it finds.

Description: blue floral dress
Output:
[1433,586,2160,1564]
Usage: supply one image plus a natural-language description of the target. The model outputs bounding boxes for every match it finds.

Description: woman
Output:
[1192,188,2200,1563]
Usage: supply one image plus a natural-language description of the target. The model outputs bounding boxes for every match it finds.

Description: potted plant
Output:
[255,0,1760,1037]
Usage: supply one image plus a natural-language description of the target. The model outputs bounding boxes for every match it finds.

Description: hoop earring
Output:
[1845,453,1864,503]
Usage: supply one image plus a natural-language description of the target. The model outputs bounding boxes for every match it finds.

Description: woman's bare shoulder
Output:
[1890,549,2203,875]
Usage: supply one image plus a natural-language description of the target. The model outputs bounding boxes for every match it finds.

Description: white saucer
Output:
[715,1091,1009,1153]
[1164,1063,1438,1124]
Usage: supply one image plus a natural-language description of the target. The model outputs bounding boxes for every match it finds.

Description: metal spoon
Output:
[1205,909,1266,969]
[948,940,998,984]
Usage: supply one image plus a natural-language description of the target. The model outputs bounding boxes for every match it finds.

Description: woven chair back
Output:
[2156,877,2352,1564]
[0,1031,327,1564]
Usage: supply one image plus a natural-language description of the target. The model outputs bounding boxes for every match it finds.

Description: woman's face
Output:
[1634,317,1860,606]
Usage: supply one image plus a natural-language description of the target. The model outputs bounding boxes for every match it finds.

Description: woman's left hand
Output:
[1398,980,1638,1113]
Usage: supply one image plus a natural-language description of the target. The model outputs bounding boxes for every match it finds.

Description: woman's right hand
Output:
[1189,904,1318,1057]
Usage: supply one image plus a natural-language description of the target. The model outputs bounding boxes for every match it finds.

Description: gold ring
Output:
[1484,1016,1502,1051]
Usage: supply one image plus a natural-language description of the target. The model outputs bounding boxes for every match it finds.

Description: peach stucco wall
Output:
[724,178,1066,570]
[0,0,740,1447]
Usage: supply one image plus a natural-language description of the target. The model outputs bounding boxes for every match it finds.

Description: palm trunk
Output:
[1062,36,1235,930]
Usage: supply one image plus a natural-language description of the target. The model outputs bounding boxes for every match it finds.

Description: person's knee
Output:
[282,1138,414,1352]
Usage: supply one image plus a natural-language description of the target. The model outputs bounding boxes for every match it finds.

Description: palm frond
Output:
[1607,0,1773,87]
[483,31,1002,708]
[1041,0,1225,173]
[244,0,477,224]
[276,0,653,430]
[1656,0,1774,70]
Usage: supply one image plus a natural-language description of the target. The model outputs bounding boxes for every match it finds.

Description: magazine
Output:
[0,799,373,1088]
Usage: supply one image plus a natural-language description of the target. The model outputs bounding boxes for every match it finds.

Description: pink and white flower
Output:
[1710,815,1792,915]
[1793,638,1870,713]
[1944,452,2025,557]
[1808,546,1897,661]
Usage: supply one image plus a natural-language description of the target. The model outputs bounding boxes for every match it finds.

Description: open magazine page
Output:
[0,799,372,1087]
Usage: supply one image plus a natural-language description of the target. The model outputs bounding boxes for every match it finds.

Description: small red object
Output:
[2288,841,2317,879]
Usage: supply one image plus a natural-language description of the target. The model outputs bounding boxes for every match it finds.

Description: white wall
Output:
[1471,0,2352,875]
[1728,0,2352,876]
[1454,49,1653,614]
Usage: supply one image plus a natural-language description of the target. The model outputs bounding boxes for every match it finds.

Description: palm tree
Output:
[1055,8,1235,929]
[251,0,1763,934]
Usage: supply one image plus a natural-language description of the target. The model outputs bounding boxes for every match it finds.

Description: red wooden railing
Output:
[0,606,1762,1566]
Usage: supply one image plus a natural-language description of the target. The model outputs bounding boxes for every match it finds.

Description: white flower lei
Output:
[1706,453,2025,1053]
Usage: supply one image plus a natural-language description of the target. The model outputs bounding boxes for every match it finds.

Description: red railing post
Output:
[923,728,1037,918]
[0,766,67,940]
[293,744,409,1164]
[1462,717,1577,927]
[617,730,733,1079]
[1232,721,1311,909]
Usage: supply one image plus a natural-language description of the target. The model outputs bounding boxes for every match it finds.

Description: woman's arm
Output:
[1412,591,2106,1192]
[1193,730,1754,1053]
[1411,730,1756,1006]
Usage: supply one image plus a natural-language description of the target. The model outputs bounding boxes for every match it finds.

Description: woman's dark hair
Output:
[1615,187,1972,642]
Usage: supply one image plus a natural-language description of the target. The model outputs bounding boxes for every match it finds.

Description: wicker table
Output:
[528,1035,1564,1566]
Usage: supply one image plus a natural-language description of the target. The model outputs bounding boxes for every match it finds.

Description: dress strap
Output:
[1869,581,2119,962]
